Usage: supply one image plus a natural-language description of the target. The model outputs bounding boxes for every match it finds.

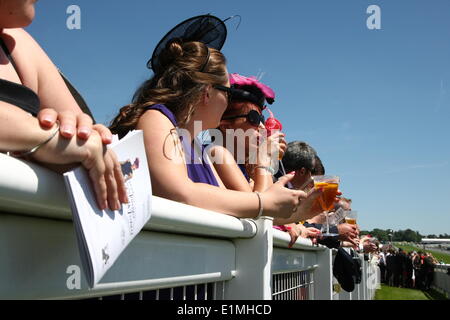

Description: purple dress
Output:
[145,104,219,187]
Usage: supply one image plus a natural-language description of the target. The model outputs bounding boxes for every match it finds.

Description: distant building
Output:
[421,238,450,244]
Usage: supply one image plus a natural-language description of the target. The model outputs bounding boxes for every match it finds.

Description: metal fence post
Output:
[361,258,368,300]
[225,217,273,300]
[313,249,333,300]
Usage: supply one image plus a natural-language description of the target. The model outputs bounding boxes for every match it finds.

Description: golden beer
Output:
[345,218,357,225]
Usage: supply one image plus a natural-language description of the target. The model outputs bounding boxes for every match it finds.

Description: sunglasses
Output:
[222,109,265,127]
[213,84,233,104]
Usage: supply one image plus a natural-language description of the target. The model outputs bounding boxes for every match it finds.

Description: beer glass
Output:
[344,211,358,225]
[313,175,339,236]
[344,211,361,259]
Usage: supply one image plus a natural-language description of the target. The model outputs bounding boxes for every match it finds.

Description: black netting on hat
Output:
[147,15,227,74]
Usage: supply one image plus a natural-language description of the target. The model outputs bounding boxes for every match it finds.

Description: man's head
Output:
[311,154,325,176]
[282,141,317,190]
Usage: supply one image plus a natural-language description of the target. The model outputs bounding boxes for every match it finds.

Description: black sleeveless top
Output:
[0,38,40,116]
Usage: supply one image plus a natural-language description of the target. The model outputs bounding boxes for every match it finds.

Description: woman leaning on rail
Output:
[109,15,323,220]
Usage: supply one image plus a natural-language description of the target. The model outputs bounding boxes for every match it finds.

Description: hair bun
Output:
[167,39,184,56]
[159,39,184,68]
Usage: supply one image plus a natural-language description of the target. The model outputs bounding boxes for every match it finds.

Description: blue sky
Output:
[28,0,450,235]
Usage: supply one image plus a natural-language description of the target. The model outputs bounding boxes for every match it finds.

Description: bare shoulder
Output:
[3,28,31,39]
[137,109,175,133]
[2,28,39,52]
[136,109,182,160]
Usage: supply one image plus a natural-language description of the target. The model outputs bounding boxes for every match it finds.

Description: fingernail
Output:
[78,126,91,136]
[286,227,292,230]
[103,134,113,143]
[42,117,53,126]
[288,171,295,175]
[61,125,74,136]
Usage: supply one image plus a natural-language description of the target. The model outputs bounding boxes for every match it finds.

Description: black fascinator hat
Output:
[147,14,228,74]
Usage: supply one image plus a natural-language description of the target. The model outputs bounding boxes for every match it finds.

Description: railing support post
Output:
[313,249,333,300]
[361,258,368,300]
[225,217,273,300]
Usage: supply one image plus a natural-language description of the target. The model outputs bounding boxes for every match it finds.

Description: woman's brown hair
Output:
[110,40,228,138]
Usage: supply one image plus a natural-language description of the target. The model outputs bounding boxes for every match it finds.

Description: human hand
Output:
[301,226,322,245]
[92,123,113,144]
[363,242,378,254]
[80,131,128,210]
[267,131,286,160]
[337,223,358,242]
[38,108,113,145]
[38,108,96,141]
[286,224,301,248]
[257,131,286,166]
[289,186,325,221]
[32,128,128,210]
[263,173,307,219]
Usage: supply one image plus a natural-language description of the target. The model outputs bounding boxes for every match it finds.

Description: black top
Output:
[0,37,40,116]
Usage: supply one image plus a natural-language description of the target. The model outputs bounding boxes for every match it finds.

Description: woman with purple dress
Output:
[110,15,307,220]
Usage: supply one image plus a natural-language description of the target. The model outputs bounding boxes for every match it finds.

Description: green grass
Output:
[394,243,450,264]
[375,284,448,300]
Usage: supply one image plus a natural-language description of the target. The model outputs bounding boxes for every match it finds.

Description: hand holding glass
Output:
[313,175,339,236]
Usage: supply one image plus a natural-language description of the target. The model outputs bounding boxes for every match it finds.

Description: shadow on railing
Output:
[0,154,378,300]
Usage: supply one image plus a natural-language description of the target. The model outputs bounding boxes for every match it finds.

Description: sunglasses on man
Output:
[221,109,265,127]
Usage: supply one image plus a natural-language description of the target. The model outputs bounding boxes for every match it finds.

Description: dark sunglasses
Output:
[213,84,233,104]
[222,109,265,127]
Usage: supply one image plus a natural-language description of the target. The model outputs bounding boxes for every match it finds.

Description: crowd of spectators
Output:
[378,247,439,290]
[3,3,443,297]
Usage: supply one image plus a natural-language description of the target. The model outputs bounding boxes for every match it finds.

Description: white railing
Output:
[433,264,450,298]
[0,154,378,300]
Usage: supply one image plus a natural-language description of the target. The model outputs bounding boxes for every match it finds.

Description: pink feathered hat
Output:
[229,73,275,109]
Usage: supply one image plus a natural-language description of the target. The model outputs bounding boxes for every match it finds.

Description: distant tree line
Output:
[360,229,421,243]
[360,229,450,242]
[423,233,450,239]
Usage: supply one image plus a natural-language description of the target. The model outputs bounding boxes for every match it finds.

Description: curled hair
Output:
[110,40,228,138]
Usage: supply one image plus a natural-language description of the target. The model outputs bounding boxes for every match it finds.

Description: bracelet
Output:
[10,121,60,158]
[253,166,275,175]
[254,191,263,220]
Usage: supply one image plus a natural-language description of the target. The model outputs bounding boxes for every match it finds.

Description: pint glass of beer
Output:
[344,211,358,225]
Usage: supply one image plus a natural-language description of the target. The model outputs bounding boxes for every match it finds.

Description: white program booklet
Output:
[64,130,152,288]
